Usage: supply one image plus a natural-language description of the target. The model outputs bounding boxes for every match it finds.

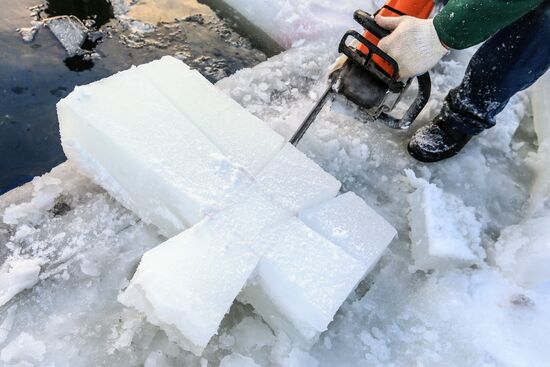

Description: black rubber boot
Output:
[408,117,472,163]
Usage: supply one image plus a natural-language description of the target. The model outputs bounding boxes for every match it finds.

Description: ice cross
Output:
[57,57,396,355]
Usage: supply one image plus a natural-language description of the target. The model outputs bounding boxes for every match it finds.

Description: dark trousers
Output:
[441,0,550,136]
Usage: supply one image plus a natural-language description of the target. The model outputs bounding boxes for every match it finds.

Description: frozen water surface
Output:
[1,0,550,366]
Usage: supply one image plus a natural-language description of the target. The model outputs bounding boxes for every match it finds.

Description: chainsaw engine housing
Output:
[334,61,407,119]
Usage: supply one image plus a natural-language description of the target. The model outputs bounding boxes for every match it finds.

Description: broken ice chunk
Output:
[239,217,366,343]
[119,226,259,355]
[256,143,341,213]
[2,176,62,226]
[495,216,550,288]
[137,56,285,175]
[0,259,41,307]
[44,15,88,57]
[17,24,40,43]
[119,188,290,355]
[58,66,252,236]
[406,172,484,271]
[299,192,396,269]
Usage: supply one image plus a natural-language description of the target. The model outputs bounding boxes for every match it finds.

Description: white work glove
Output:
[375,15,449,79]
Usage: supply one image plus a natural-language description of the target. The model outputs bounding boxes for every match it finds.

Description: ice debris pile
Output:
[57,56,396,355]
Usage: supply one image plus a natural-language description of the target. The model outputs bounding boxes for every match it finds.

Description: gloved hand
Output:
[375,15,449,79]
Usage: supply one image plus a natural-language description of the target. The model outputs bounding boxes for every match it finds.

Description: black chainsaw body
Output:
[290,9,432,145]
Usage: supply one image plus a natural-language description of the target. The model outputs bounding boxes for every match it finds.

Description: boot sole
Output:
[407,141,462,163]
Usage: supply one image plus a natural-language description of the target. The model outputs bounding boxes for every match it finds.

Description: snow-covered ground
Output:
[1,0,549,366]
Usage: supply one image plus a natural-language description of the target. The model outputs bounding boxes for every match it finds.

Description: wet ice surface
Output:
[115,13,268,82]
[1,1,550,366]
[1,0,269,194]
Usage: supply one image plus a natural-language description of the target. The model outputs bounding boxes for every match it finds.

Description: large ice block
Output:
[256,143,341,213]
[299,192,396,270]
[119,188,290,355]
[58,66,252,236]
[137,56,285,175]
[239,217,366,342]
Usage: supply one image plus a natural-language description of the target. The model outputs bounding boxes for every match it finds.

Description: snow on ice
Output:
[0,332,46,365]
[494,216,550,288]
[220,353,261,367]
[0,259,41,307]
[1,0,550,365]
[3,176,63,226]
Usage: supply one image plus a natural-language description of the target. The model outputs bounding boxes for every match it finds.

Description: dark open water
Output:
[0,0,281,194]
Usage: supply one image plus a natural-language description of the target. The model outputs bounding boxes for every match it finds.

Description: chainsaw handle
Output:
[339,30,400,80]
[380,72,432,129]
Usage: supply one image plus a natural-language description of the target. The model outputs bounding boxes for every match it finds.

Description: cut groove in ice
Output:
[256,143,341,213]
[137,56,286,175]
[299,191,396,269]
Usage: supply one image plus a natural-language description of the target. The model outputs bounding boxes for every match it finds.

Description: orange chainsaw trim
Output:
[357,0,435,77]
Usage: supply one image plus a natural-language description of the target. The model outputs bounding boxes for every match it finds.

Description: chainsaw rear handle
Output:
[338,30,403,91]
[339,31,399,79]
[380,72,432,129]
[341,10,432,129]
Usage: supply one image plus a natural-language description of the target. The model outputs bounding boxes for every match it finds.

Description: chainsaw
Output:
[290,0,435,145]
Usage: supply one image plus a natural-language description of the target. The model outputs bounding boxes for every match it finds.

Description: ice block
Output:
[137,56,286,175]
[239,217,366,342]
[407,180,483,271]
[58,66,252,236]
[299,192,396,270]
[119,188,290,355]
[256,143,341,213]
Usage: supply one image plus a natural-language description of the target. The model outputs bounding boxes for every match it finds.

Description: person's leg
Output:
[443,0,550,136]
[409,0,550,162]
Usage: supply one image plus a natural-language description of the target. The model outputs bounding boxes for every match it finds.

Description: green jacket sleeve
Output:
[433,0,545,49]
